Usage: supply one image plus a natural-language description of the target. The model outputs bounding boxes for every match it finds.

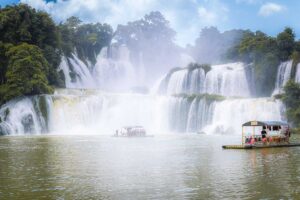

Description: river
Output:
[1,134,300,199]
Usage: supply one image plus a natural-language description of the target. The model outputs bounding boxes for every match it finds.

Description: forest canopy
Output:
[0,4,113,105]
[227,27,299,96]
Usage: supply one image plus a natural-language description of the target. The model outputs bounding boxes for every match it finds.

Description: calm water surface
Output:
[1,134,300,199]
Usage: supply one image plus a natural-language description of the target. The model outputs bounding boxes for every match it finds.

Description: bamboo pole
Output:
[242,126,244,145]
[253,126,255,144]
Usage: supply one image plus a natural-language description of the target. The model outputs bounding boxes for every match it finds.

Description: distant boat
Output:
[113,126,152,137]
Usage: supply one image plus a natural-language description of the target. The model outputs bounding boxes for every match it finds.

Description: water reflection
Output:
[1,135,300,199]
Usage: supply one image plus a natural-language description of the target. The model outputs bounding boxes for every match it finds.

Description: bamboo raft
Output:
[223,143,300,149]
[222,121,300,149]
[112,135,154,138]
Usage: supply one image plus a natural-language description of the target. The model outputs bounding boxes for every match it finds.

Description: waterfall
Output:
[166,68,206,95]
[60,45,140,91]
[295,63,300,83]
[0,54,288,135]
[49,91,170,134]
[273,60,293,95]
[59,54,96,88]
[159,62,251,97]
[93,46,137,91]
[203,98,284,135]
[205,63,251,97]
[0,90,285,135]
[0,96,52,135]
[186,97,215,132]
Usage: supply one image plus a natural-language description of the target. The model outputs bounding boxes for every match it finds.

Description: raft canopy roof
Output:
[122,126,144,129]
[242,121,289,127]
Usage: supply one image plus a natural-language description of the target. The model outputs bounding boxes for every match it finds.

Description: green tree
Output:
[1,43,53,103]
[0,42,13,84]
[192,27,246,63]
[0,4,63,87]
[227,30,280,96]
[74,22,113,64]
[277,27,295,61]
[65,16,82,30]
[114,11,179,77]
[115,11,176,50]
[58,16,113,64]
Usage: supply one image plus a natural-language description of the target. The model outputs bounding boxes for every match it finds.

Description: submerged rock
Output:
[21,114,34,134]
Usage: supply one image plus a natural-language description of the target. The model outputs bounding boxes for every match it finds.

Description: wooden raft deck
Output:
[222,143,300,149]
[112,135,154,138]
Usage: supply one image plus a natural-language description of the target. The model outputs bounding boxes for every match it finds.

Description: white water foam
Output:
[273,60,293,95]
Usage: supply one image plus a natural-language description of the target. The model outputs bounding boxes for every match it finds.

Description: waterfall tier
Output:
[59,45,139,91]
[295,63,300,83]
[0,96,52,135]
[273,60,293,95]
[203,98,284,134]
[0,90,284,135]
[159,62,251,97]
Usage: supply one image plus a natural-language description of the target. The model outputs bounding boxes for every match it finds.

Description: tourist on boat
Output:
[261,127,267,143]
[284,127,291,142]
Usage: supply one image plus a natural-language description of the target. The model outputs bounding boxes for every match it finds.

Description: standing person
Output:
[285,127,291,143]
[261,127,267,143]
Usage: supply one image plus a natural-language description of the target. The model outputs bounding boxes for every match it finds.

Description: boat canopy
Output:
[242,121,289,127]
[123,126,144,129]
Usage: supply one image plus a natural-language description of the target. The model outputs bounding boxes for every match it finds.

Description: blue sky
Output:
[1,0,299,47]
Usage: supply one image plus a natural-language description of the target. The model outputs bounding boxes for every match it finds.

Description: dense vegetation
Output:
[282,81,300,132]
[173,93,225,103]
[114,11,181,77]
[0,4,113,105]
[189,27,246,64]
[4,43,54,102]
[0,5,178,105]
[227,27,300,96]
[58,16,113,64]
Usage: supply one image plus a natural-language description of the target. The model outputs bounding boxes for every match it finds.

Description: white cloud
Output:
[20,0,230,46]
[20,0,158,25]
[198,7,216,23]
[258,2,285,17]
[196,0,229,26]
[236,0,261,4]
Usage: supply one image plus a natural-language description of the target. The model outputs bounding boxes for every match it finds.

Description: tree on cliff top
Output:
[0,4,64,87]
[0,43,53,104]
[277,27,295,61]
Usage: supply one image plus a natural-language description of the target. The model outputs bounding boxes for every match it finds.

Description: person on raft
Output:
[261,127,267,142]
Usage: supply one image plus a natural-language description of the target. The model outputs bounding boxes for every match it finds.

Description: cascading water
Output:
[0,53,288,135]
[50,91,170,134]
[203,98,284,135]
[159,62,251,97]
[59,54,96,88]
[0,90,285,135]
[59,45,138,91]
[0,96,52,135]
[93,45,137,91]
[205,63,251,97]
[295,63,300,83]
[273,60,293,95]
[185,97,215,132]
